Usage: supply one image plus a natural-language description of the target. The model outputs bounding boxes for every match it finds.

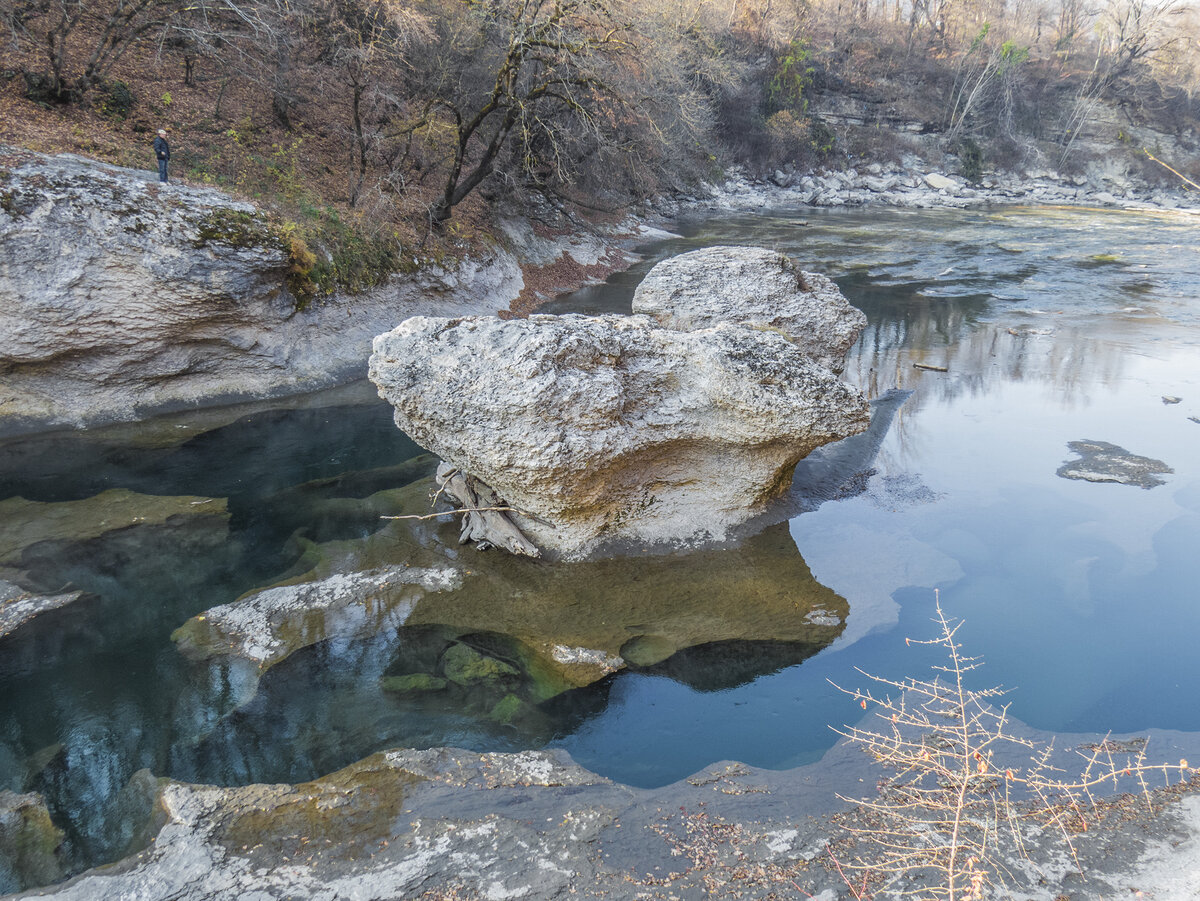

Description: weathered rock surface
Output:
[0,581,86,641]
[9,748,827,901]
[370,308,869,558]
[0,147,521,435]
[631,245,867,373]
[1057,439,1174,489]
[16,739,1200,901]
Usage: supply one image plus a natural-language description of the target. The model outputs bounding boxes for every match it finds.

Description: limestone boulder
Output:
[370,311,869,558]
[631,245,866,373]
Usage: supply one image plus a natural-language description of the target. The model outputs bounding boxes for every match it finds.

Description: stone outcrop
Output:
[631,245,867,373]
[0,147,522,435]
[0,581,86,642]
[18,737,1200,901]
[369,248,869,558]
[1057,439,1174,489]
[0,789,64,894]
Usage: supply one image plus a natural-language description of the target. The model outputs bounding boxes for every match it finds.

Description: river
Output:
[2,203,1199,891]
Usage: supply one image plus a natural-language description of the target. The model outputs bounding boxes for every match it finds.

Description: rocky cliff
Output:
[0,147,524,436]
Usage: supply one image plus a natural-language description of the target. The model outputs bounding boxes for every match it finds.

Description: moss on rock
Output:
[441,641,521,686]
[0,790,64,893]
[380,673,448,696]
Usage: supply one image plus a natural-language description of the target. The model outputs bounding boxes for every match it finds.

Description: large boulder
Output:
[631,245,867,373]
[370,251,869,558]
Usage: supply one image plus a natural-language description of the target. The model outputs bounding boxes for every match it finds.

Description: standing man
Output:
[153,128,170,183]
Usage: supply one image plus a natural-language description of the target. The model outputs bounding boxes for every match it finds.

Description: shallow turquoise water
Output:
[2,204,1199,888]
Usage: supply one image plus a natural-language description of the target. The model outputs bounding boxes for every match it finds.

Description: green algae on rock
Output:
[0,789,64,894]
[0,490,228,573]
[379,673,448,696]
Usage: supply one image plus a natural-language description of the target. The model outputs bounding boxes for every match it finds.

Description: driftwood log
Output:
[435,463,541,557]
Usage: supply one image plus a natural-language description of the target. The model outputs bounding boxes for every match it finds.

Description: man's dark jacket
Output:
[154,136,170,160]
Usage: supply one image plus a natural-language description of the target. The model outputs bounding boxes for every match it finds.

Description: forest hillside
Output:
[3,0,1199,289]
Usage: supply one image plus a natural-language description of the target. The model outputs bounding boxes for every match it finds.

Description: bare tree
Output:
[310,0,431,205]
[416,0,633,227]
[14,0,190,100]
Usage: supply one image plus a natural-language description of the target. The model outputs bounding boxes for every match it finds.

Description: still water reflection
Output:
[2,204,1199,889]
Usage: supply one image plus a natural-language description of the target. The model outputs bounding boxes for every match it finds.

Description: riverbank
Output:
[667,158,1197,219]
[4,142,1195,440]
[11,726,1200,901]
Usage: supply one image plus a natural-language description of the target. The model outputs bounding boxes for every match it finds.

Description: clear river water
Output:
[2,204,1199,889]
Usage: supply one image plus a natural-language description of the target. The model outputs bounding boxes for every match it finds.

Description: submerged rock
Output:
[631,245,867,373]
[230,516,844,689]
[172,565,462,668]
[0,581,86,642]
[1057,439,1173,489]
[0,489,227,571]
[370,302,868,558]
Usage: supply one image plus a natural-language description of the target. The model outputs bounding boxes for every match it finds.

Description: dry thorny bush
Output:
[825,592,1195,900]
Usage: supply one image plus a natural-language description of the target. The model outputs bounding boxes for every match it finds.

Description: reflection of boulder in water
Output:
[173,521,849,787]
[176,510,850,697]
[404,520,850,689]
[632,638,832,692]
[790,388,912,507]
[1057,439,1173,489]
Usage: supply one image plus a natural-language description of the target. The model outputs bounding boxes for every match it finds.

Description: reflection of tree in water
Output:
[845,301,1132,415]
